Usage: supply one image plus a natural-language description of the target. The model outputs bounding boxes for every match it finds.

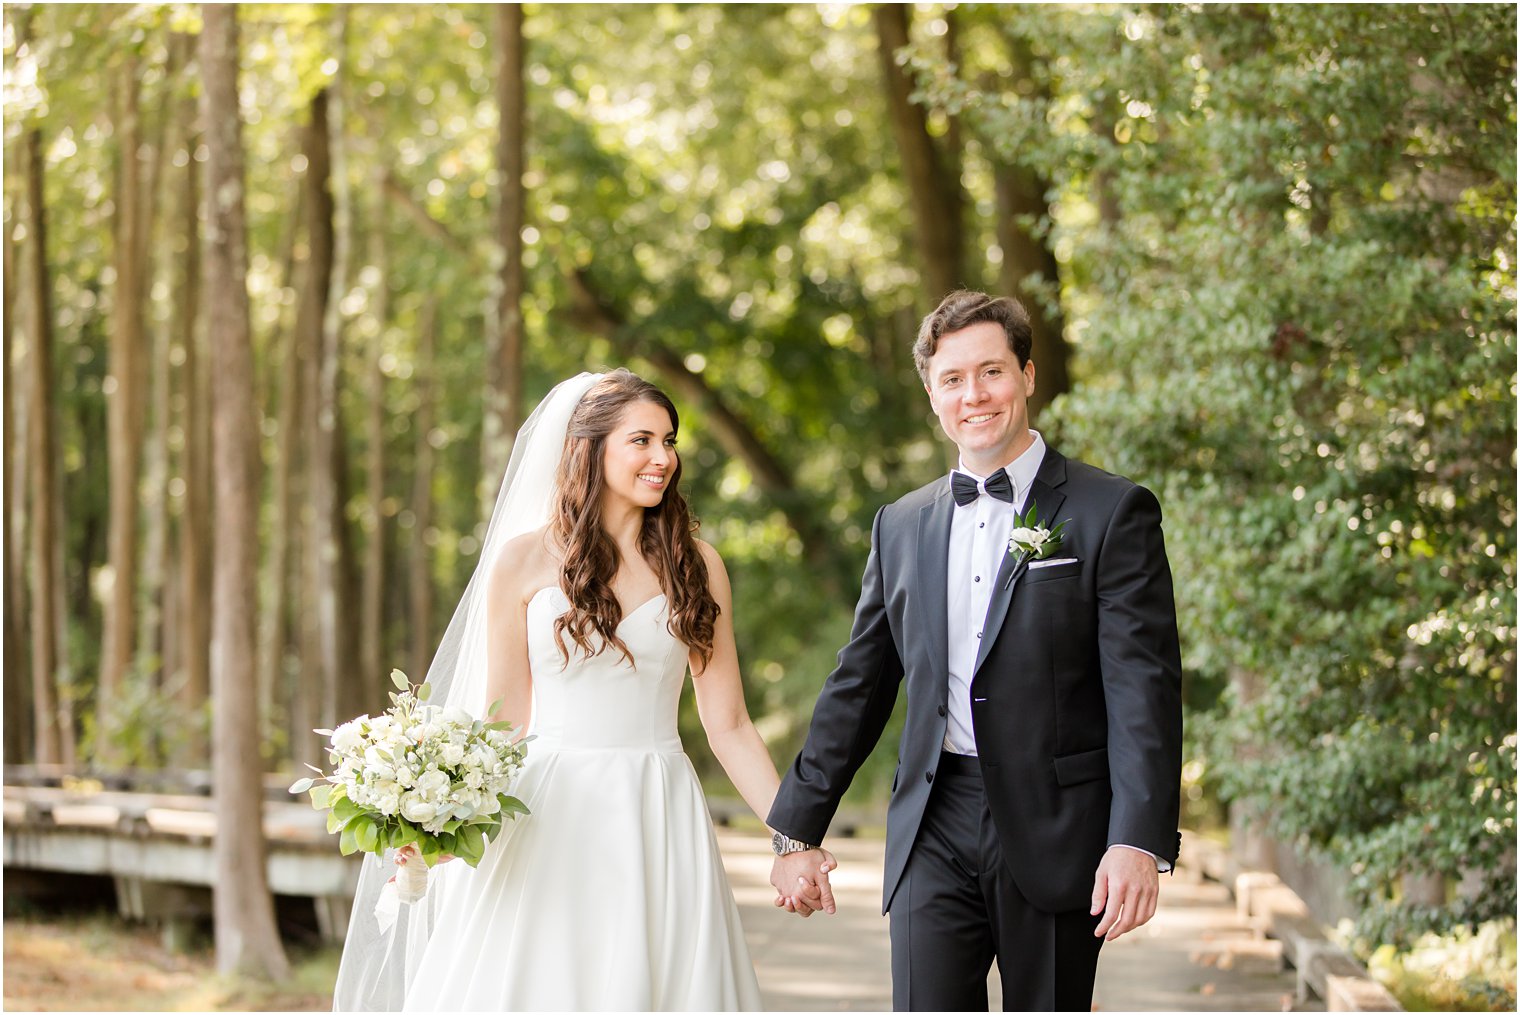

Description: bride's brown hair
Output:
[549,369,719,669]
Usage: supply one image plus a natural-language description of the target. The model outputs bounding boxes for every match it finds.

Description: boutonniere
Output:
[1006,504,1068,565]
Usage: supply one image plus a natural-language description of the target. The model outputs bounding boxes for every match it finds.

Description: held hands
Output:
[769,848,838,918]
[1090,846,1159,941]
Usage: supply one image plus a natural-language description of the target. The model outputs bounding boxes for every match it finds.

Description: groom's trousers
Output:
[889,752,1104,1012]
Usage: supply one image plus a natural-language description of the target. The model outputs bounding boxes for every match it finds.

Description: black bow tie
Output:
[951,468,1014,507]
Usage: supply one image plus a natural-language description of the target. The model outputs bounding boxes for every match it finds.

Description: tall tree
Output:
[137,40,174,743]
[292,87,335,769]
[171,29,210,765]
[409,298,438,683]
[4,167,31,765]
[21,75,64,767]
[986,31,1069,418]
[485,2,526,483]
[199,2,291,980]
[99,50,150,759]
[260,185,307,752]
[358,167,390,706]
[876,4,967,302]
[319,9,362,726]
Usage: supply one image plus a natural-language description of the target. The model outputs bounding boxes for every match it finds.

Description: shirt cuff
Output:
[1111,843,1173,873]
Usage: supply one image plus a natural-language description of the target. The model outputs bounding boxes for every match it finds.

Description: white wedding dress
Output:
[400,585,762,1011]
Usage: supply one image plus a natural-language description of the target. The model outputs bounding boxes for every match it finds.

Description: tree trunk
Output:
[23,114,63,766]
[485,2,526,485]
[875,4,966,302]
[199,4,291,980]
[319,14,362,727]
[409,298,438,684]
[137,59,173,751]
[172,30,210,765]
[100,54,149,761]
[992,160,1069,419]
[259,189,305,757]
[359,169,389,709]
[293,88,335,770]
[4,172,32,765]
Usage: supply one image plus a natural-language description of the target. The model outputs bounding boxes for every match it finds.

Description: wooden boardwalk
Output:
[720,830,1319,1012]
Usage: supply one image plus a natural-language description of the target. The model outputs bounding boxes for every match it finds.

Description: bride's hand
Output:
[396,843,455,866]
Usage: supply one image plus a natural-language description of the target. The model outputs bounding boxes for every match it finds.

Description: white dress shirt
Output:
[942,432,1047,756]
[940,431,1169,872]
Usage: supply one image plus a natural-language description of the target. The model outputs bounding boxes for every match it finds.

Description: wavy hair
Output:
[549,369,719,669]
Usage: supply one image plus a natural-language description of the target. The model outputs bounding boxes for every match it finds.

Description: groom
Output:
[767,290,1183,1011]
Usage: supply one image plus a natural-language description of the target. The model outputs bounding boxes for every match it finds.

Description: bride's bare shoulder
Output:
[488,527,561,606]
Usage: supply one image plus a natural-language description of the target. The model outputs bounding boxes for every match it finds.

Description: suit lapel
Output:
[973,449,1068,677]
[917,483,955,700]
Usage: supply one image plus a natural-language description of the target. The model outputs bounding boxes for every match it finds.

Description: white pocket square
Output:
[1028,557,1079,570]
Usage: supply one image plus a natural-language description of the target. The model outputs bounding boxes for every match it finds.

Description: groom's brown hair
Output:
[913,290,1033,381]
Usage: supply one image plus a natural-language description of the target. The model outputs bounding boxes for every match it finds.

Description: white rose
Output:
[331,719,367,755]
[441,742,466,767]
[400,793,438,825]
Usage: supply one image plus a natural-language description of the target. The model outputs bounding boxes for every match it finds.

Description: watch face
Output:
[771,831,786,855]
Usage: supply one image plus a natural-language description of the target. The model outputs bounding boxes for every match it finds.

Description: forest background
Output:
[3,0,1515,997]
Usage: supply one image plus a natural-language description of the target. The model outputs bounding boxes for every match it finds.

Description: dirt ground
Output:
[3,915,336,1012]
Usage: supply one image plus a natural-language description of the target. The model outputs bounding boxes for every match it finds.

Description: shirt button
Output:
[974,576,981,583]
[979,522,985,528]
[976,632,983,639]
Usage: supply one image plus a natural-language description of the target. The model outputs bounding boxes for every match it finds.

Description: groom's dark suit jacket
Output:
[769,446,1183,915]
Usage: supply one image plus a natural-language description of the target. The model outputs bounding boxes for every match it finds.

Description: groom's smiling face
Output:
[924,320,1037,474]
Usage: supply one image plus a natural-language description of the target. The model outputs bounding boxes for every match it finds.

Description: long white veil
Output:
[331,372,603,1011]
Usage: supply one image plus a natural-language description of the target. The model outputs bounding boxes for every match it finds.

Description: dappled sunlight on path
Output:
[718,829,1320,1012]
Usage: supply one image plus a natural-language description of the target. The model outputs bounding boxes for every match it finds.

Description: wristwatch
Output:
[771,831,817,856]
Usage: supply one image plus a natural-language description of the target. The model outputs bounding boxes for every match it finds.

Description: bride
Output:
[332,370,830,1011]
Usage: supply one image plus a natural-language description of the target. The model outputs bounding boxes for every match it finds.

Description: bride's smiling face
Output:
[600,399,678,510]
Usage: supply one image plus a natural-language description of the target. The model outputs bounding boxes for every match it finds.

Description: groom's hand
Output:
[769,848,837,918]
[1091,846,1159,941]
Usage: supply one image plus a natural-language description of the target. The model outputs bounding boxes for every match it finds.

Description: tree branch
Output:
[564,268,839,587]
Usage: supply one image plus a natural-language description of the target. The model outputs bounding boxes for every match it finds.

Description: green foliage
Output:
[915,3,1517,942]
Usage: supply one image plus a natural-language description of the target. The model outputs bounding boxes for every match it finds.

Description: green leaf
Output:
[288,777,315,794]
[417,682,432,701]
[332,795,360,823]
[339,825,359,856]
[327,808,346,834]
[309,784,334,810]
[391,668,410,691]
[353,818,380,853]
[457,822,485,861]
[499,795,531,818]
[487,697,504,716]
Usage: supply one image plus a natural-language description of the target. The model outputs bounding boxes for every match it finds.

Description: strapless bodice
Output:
[524,586,688,753]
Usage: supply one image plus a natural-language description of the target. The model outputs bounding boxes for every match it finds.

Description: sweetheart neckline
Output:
[527,585,668,629]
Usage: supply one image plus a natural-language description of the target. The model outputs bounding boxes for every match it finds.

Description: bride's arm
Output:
[690,540,782,821]
[485,535,536,736]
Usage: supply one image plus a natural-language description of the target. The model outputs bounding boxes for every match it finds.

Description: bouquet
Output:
[290,669,530,926]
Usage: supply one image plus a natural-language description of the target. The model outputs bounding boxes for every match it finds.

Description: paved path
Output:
[719,831,1319,1012]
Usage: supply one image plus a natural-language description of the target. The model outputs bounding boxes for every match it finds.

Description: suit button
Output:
[925,771,934,784]
[937,705,946,717]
